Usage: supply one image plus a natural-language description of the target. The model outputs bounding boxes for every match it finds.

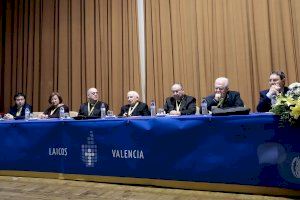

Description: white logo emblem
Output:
[291,156,300,178]
[81,131,98,167]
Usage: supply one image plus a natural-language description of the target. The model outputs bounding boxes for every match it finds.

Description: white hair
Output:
[127,91,139,99]
[215,77,229,88]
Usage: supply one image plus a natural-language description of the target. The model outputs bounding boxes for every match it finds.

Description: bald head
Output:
[171,83,184,100]
[87,88,99,101]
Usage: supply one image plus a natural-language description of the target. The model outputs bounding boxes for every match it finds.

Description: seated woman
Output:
[119,91,150,117]
[40,92,69,118]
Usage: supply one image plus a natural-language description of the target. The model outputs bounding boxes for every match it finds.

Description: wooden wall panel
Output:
[3,0,13,112]
[291,0,300,80]
[2,0,141,113]
[145,0,300,111]
[2,0,300,113]
[57,0,70,105]
[0,0,4,112]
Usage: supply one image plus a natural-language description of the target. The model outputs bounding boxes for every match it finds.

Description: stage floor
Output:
[0,176,294,200]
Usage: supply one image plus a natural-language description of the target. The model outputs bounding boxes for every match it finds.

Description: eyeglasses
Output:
[91,92,98,95]
[172,90,182,93]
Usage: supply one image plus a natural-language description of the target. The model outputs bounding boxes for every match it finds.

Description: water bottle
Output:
[150,100,156,117]
[25,107,30,120]
[100,103,106,119]
[201,99,208,115]
[59,106,65,119]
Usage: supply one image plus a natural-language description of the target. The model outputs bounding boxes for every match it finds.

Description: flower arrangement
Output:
[270,82,300,126]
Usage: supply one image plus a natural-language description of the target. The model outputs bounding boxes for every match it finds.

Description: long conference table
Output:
[0,113,300,196]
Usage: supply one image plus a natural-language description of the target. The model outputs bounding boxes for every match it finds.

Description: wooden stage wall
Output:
[1,0,300,113]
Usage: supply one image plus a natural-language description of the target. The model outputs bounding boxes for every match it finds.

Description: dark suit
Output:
[8,103,32,119]
[78,101,109,117]
[256,87,289,112]
[164,95,196,115]
[43,104,70,118]
[118,102,150,117]
[205,91,244,111]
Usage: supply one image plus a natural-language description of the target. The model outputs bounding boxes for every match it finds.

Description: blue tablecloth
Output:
[0,113,300,191]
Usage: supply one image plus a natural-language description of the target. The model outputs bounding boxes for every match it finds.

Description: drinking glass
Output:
[64,113,70,119]
[157,108,165,115]
[107,110,114,117]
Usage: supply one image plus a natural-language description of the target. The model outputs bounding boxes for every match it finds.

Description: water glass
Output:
[157,108,165,115]
[64,113,70,119]
[107,110,114,117]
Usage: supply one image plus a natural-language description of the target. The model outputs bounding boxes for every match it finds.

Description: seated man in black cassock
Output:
[78,87,109,117]
[4,92,32,120]
[257,71,288,112]
[119,91,150,117]
[205,77,244,111]
[164,83,196,115]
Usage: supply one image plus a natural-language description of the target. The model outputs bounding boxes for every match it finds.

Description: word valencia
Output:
[112,149,144,159]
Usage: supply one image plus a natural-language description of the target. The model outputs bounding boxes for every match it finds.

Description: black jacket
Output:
[164,95,196,115]
[43,104,69,118]
[78,101,109,117]
[8,103,32,119]
[118,102,150,117]
[256,87,289,112]
[205,91,244,111]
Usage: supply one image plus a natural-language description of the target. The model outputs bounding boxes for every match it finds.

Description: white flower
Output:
[288,82,300,97]
[288,82,300,89]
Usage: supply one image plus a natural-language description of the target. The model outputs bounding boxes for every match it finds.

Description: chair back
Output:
[69,111,78,118]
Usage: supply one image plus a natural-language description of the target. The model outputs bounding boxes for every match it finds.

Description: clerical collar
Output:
[175,95,185,101]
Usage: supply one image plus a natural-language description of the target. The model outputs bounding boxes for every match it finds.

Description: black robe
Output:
[119,102,150,117]
[163,95,196,115]
[79,101,109,117]
[205,91,244,111]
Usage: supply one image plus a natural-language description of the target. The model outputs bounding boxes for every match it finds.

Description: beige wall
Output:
[1,0,300,113]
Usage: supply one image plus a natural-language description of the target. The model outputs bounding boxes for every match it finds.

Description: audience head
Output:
[14,92,26,108]
[48,92,63,106]
[171,83,185,100]
[214,77,229,98]
[127,91,139,105]
[269,71,285,89]
[87,88,99,102]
